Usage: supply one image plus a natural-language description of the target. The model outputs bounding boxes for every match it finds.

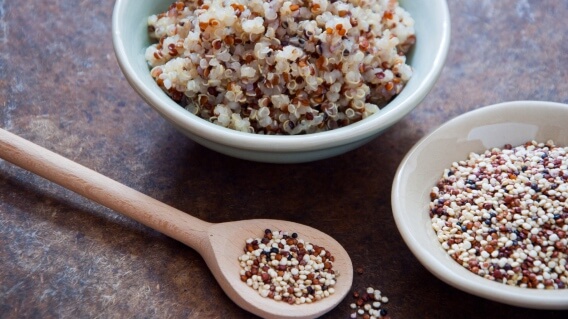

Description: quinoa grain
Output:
[145,0,415,134]
[350,286,390,318]
[238,229,338,304]
[430,141,568,289]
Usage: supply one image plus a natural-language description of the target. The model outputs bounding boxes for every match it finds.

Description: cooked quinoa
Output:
[145,0,415,134]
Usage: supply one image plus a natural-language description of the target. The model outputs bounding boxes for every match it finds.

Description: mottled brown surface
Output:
[1,1,568,318]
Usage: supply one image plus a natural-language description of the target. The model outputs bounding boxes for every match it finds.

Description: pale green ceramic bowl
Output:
[393,101,568,309]
[112,0,450,163]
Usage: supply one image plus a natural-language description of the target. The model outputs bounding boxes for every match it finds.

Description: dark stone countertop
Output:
[1,1,568,318]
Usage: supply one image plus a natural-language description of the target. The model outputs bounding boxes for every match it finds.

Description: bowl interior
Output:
[112,0,450,153]
[392,101,568,309]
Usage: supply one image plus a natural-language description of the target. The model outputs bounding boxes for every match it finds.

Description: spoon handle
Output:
[0,128,212,250]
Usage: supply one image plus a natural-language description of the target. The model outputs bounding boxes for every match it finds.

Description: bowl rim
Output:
[112,0,451,152]
[392,100,568,310]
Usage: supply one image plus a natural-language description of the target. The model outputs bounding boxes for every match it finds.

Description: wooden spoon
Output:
[0,128,353,319]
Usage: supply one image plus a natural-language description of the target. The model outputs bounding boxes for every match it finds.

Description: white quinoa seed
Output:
[145,0,415,134]
[430,141,568,289]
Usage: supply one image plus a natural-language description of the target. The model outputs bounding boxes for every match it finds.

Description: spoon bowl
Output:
[0,128,353,319]
[205,220,352,318]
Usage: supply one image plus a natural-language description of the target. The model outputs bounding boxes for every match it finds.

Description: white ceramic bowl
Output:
[112,0,450,163]
[392,100,568,309]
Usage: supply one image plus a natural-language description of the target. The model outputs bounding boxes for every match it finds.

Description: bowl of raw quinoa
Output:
[392,101,568,309]
[112,0,450,163]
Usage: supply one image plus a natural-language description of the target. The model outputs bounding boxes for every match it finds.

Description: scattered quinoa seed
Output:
[349,286,390,318]
[430,140,568,289]
[238,229,338,304]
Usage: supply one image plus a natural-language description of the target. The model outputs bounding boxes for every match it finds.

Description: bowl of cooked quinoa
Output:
[392,101,568,309]
[112,0,450,163]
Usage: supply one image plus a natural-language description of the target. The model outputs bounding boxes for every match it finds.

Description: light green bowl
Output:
[112,0,450,163]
